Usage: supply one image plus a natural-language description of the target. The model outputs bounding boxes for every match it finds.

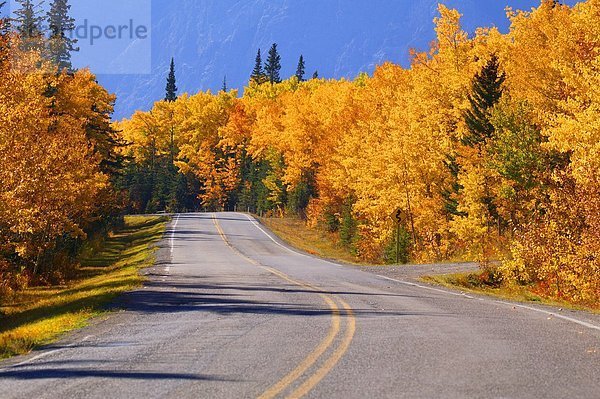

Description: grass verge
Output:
[261,217,597,313]
[422,272,599,314]
[259,217,362,265]
[0,215,168,359]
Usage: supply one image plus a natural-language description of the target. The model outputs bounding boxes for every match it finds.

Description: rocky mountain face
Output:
[97,0,573,120]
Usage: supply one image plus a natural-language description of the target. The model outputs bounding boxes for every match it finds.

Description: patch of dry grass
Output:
[423,272,599,314]
[259,216,363,265]
[0,215,168,359]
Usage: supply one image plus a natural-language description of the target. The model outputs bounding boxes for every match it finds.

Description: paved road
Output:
[1,213,598,398]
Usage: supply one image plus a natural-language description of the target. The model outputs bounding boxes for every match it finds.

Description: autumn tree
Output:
[175,91,239,210]
[0,65,121,281]
[497,0,600,304]
[451,52,507,261]
[116,98,195,213]
[113,0,599,304]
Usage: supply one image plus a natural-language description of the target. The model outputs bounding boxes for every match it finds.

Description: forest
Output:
[0,0,125,292]
[1,0,599,306]
[118,0,599,305]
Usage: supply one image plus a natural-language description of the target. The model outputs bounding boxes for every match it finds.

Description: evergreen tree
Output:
[47,0,78,71]
[264,43,281,84]
[441,153,465,217]
[312,70,319,79]
[250,48,265,84]
[295,54,305,81]
[13,0,44,52]
[165,57,178,102]
[222,75,227,92]
[462,54,505,147]
[86,100,127,178]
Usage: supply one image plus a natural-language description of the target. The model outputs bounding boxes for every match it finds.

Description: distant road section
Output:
[1,213,598,398]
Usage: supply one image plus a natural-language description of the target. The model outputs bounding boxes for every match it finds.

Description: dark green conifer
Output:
[295,55,305,81]
[47,0,78,71]
[165,57,178,102]
[462,54,505,147]
[250,48,265,84]
[13,0,44,52]
[264,43,281,84]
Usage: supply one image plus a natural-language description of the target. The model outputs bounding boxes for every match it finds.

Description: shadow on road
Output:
[1,367,235,381]
[113,280,448,319]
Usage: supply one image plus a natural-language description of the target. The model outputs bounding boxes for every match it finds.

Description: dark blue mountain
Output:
[95,0,579,120]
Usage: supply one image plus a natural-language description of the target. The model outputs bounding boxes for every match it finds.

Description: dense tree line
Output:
[120,1,600,305]
[0,1,125,293]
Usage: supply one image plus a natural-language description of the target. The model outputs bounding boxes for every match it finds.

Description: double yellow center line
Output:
[212,214,356,399]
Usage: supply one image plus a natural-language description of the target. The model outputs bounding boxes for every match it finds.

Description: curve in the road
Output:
[212,214,356,398]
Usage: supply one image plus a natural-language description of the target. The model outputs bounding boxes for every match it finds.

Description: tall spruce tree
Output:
[250,48,265,84]
[47,0,78,71]
[165,57,178,102]
[462,54,505,147]
[13,0,44,52]
[295,54,305,81]
[222,75,227,92]
[264,43,281,84]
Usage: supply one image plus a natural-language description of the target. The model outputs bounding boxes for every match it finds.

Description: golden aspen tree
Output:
[174,91,238,209]
[0,66,111,276]
[498,0,600,304]
[112,0,599,302]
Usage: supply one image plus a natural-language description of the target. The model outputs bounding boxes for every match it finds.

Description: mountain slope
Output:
[99,0,578,120]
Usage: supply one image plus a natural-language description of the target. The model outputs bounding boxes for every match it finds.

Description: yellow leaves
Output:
[450,163,491,249]
[0,62,116,262]
[118,90,239,209]
[0,32,119,265]
[434,5,469,54]
[499,0,600,188]
[549,101,600,185]
[117,1,599,284]
[501,182,600,304]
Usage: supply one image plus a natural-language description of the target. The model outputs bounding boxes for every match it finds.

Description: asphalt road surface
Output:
[1,213,599,398]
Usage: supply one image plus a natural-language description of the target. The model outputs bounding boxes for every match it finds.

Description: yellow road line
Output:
[212,214,355,399]
[258,294,340,399]
[286,298,356,399]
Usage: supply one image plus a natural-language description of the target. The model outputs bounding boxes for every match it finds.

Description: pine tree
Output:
[250,48,265,84]
[47,0,78,71]
[222,75,227,92]
[462,54,505,147]
[165,57,178,102]
[312,70,319,79]
[295,55,305,82]
[13,0,44,52]
[264,43,281,84]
